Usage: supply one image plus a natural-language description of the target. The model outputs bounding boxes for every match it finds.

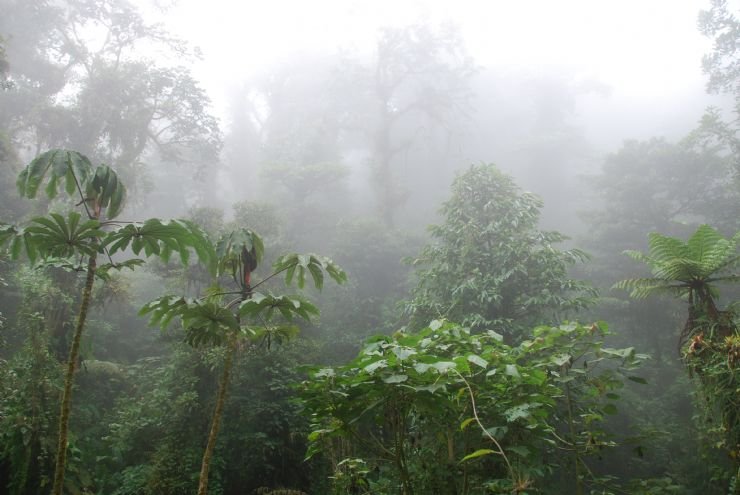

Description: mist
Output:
[1,0,739,494]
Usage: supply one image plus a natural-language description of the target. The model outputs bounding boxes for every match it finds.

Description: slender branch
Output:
[452,369,516,484]
[70,168,94,220]
[250,263,296,291]
[225,296,242,310]
[198,291,243,301]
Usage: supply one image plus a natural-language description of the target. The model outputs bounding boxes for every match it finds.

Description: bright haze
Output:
[145,0,720,136]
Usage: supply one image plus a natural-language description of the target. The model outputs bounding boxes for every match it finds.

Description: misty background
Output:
[1,0,739,493]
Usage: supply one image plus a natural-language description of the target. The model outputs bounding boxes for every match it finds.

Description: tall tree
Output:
[142,230,346,494]
[405,164,593,339]
[0,149,215,495]
[615,225,740,492]
[338,23,475,227]
[0,0,221,200]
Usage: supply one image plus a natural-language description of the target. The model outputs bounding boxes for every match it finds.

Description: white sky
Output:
[142,0,717,125]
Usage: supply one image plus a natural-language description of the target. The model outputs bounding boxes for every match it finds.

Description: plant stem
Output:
[197,338,236,495]
[51,252,97,495]
[564,381,584,495]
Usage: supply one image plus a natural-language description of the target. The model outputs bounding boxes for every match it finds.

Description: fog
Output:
[1,0,739,494]
[128,0,731,232]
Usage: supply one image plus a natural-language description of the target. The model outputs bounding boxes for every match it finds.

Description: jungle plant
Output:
[141,229,346,495]
[405,164,594,341]
[0,149,215,495]
[615,225,740,490]
[302,320,645,494]
[615,225,739,346]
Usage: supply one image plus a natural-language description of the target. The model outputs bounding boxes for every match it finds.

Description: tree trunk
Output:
[197,338,237,495]
[51,253,97,495]
[564,381,583,495]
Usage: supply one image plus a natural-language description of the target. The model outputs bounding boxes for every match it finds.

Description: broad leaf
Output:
[273,253,346,289]
[25,212,103,259]
[86,165,126,219]
[104,219,215,272]
[238,292,319,321]
[0,224,37,262]
[17,149,93,200]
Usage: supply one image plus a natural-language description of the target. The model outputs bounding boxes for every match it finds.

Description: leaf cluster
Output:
[406,164,594,338]
[301,320,645,491]
[614,225,740,300]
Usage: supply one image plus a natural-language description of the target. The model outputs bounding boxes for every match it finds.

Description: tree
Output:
[615,225,739,343]
[405,163,593,340]
[0,0,221,200]
[335,23,475,227]
[141,230,346,494]
[697,0,740,183]
[615,225,740,491]
[0,149,214,495]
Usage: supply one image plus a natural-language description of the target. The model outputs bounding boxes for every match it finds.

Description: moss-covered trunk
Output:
[197,338,237,495]
[51,253,97,495]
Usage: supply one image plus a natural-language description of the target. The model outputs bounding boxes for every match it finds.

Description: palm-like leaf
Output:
[139,296,192,329]
[104,219,216,272]
[17,149,92,200]
[239,292,319,321]
[181,301,240,347]
[615,224,740,345]
[215,228,264,283]
[248,324,300,349]
[0,223,38,262]
[86,165,126,219]
[273,253,347,289]
[24,212,103,260]
[139,296,241,347]
[615,225,739,298]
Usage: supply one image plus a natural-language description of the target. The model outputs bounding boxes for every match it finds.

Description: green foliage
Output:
[617,225,740,491]
[615,225,740,301]
[406,164,594,338]
[0,316,61,495]
[17,150,93,201]
[0,148,221,495]
[104,219,216,271]
[273,253,347,290]
[302,320,645,493]
[26,213,103,260]
[216,228,264,285]
[615,225,739,346]
[137,228,345,494]
[239,293,319,322]
[101,348,212,495]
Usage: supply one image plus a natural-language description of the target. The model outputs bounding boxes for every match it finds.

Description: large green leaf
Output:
[139,296,192,329]
[181,301,240,347]
[139,296,239,347]
[0,223,38,262]
[86,165,126,219]
[248,324,300,349]
[104,219,215,272]
[238,292,319,321]
[24,212,103,260]
[17,149,93,200]
[215,228,264,283]
[616,225,739,301]
[273,253,346,289]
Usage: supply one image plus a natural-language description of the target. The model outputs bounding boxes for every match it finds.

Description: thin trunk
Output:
[564,382,583,495]
[197,338,237,495]
[393,407,413,495]
[51,253,97,495]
